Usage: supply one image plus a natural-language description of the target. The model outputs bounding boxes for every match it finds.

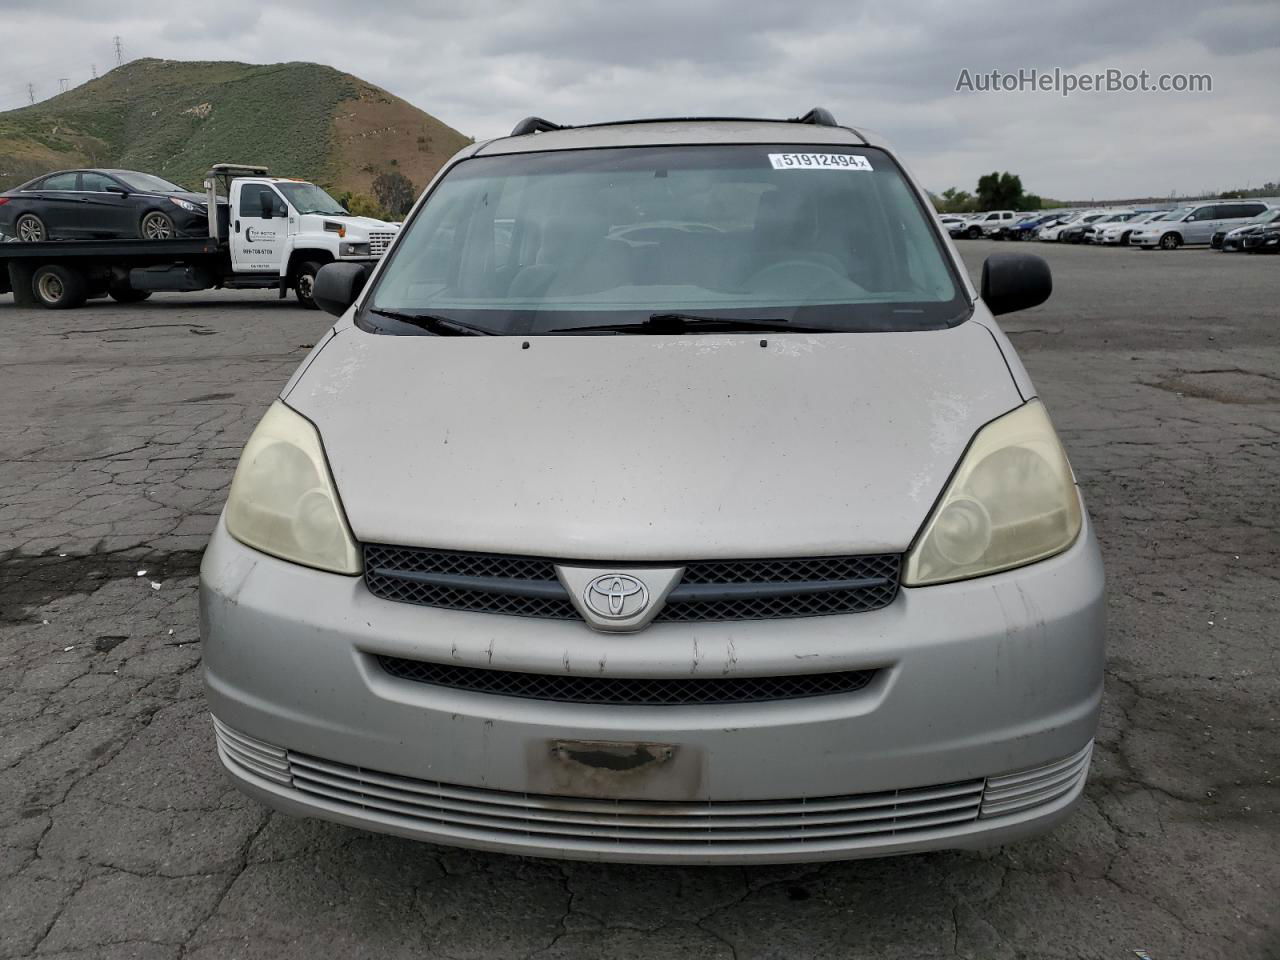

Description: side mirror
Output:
[105,184,129,197]
[981,253,1052,316]
[313,262,370,318]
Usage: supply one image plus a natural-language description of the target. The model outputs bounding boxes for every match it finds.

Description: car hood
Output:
[154,190,212,207]
[305,214,399,230]
[285,320,1024,560]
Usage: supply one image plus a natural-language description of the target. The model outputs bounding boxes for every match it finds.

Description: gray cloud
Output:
[1,0,1277,198]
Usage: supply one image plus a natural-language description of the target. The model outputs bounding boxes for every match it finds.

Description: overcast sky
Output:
[2,0,1277,199]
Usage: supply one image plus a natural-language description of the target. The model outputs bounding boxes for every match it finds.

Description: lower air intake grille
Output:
[209,717,1091,859]
[376,657,876,706]
[363,545,901,623]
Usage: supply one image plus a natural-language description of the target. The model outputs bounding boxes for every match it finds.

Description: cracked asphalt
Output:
[1,241,1278,959]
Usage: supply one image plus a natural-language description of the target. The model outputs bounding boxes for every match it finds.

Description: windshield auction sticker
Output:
[768,153,873,170]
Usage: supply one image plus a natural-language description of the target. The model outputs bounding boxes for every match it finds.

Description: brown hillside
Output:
[333,81,471,196]
[0,59,471,198]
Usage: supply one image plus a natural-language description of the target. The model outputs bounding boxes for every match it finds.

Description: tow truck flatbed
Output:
[1,162,398,309]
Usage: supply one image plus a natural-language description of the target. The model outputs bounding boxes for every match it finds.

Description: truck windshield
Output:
[275,182,347,216]
[362,144,967,336]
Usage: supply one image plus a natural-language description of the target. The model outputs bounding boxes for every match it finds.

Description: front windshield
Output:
[275,182,347,215]
[364,144,966,335]
[1250,209,1280,224]
[115,172,188,193]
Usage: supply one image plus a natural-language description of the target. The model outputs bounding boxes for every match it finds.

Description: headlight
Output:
[904,400,1081,586]
[169,197,201,213]
[224,401,360,574]
[340,241,371,257]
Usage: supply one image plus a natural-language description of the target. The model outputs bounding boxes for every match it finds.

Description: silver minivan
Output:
[201,109,1105,864]
[1132,199,1270,249]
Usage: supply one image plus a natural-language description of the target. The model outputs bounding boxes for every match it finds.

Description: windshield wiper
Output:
[368,308,494,337]
[550,313,830,335]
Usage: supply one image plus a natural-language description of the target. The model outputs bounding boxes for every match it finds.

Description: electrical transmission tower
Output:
[91,64,98,79]
[27,83,35,104]
[114,36,123,65]
[59,78,69,94]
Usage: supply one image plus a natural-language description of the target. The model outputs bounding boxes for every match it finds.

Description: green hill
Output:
[0,58,471,198]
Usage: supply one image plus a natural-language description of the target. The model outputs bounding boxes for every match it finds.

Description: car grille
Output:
[287,753,985,847]
[362,545,900,623]
[368,231,396,257]
[375,656,876,705]
[212,718,1097,856]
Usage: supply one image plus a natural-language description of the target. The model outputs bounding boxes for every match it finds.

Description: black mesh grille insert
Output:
[658,554,901,621]
[363,545,900,622]
[376,657,876,705]
[363,545,577,620]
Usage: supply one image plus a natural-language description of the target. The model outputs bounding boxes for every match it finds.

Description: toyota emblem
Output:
[584,574,650,619]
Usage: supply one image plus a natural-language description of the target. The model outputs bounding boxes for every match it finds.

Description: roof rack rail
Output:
[792,107,838,127]
[510,116,562,137]
[507,107,843,137]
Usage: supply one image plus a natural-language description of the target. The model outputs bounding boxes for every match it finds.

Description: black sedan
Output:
[0,169,213,242]
[1242,226,1280,254]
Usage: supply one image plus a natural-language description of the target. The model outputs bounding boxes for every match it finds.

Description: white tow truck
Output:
[1,164,401,309]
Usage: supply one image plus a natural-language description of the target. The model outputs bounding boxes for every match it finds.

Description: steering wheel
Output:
[746,258,849,291]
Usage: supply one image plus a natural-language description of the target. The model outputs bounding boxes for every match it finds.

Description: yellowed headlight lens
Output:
[224,401,360,575]
[904,400,1081,586]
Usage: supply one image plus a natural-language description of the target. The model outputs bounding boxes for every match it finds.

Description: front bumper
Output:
[1243,234,1280,252]
[200,510,1105,864]
[168,208,211,238]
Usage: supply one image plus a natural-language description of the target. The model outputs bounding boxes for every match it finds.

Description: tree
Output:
[938,187,976,213]
[347,193,390,220]
[372,171,417,217]
[976,172,1025,211]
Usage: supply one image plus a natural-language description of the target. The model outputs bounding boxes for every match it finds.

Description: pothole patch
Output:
[1148,369,1280,405]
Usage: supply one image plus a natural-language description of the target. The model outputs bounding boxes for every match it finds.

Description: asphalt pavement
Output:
[1,241,1277,959]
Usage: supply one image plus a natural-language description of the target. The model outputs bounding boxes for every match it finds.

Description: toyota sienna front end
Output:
[200,110,1105,864]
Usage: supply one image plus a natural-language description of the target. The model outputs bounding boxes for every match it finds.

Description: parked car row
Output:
[941,199,1278,253]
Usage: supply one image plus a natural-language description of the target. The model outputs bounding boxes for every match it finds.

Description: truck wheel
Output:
[139,211,175,240]
[966,226,982,239]
[108,281,152,303]
[293,261,322,310]
[1159,232,1182,250]
[16,214,47,242]
[31,264,88,309]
